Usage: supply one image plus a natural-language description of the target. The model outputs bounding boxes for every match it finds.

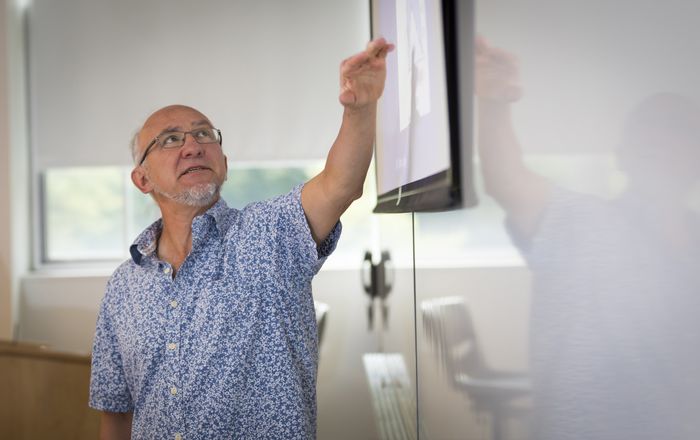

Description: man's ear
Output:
[131,167,153,194]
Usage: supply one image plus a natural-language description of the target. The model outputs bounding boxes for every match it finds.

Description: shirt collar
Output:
[129,198,231,265]
[203,197,230,237]
[129,218,162,265]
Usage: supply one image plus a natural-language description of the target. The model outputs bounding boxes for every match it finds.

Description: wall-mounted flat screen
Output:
[371,0,476,213]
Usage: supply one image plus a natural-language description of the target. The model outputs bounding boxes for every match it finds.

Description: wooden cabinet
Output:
[0,340,100,439]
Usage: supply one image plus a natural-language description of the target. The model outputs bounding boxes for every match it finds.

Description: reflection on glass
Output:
[421,297,530,440]
[477,37,700,440]
[363,353,418,440]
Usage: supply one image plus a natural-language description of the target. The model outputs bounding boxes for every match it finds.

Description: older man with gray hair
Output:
[89,38,393,440]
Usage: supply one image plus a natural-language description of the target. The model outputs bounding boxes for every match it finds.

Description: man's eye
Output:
[162,134,181,145]
[195,129,216,141]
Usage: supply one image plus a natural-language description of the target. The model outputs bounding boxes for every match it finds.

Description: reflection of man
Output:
[476,37,700,440]
[89,39,393,439]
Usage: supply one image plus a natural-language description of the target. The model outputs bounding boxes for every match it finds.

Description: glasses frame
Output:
[138,128,223,166]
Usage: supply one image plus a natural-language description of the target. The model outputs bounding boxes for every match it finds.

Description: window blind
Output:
[29,0,370,169]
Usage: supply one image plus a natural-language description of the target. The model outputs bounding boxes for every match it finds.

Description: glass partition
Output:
[413,0,700,438]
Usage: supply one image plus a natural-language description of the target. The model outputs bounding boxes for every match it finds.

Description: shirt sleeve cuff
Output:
[290,183,342,276]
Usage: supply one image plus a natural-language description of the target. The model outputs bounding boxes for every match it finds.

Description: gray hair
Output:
[130,129,142,165]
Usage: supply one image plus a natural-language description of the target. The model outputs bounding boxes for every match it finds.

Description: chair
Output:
[421,297,530,440]
[313,300,329,346]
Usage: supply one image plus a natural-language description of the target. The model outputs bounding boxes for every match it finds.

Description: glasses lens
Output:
[158,132,186,149]
[192,128,219,144]
[156,128,220,149]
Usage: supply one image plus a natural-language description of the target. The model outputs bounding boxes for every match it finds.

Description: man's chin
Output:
[155,183,221,208]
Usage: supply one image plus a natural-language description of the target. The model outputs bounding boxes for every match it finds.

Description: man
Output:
[89,38,394,439]
[476,37,700,439]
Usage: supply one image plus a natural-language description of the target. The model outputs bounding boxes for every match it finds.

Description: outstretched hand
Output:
[339,38,395,109]
[475,36,522,103]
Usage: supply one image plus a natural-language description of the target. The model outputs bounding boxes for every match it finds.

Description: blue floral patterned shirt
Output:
[89,184,341,440]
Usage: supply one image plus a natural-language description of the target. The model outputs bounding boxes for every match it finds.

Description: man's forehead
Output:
[138,105,212,145]
[143,106,211,130]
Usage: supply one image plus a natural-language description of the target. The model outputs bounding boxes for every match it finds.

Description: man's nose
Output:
[180,133,205,158]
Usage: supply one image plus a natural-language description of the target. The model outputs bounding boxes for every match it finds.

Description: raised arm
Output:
[475,37,549,240]
[301,38,394,245]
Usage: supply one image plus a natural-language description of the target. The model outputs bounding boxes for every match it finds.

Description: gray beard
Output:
[153,182,220,207]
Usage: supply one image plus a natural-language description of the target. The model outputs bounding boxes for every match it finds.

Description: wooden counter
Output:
[0,340,100,439]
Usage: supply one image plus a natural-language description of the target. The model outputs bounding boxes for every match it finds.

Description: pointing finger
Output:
[366,38,395,59]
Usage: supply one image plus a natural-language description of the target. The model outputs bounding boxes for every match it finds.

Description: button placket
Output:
[164,281,183,432]
[166,297,181,378]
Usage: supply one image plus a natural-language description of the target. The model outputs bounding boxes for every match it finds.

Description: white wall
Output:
[20,274,109,352]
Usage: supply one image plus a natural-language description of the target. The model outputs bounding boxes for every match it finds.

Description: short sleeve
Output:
[275,183,341,278]
[239,183,342,281]
[505,185,608,271]
[89,283,133,413]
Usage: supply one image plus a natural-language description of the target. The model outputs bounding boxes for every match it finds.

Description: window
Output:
[41,162,378,267]
[42,163,319,262]
[44,167,127,261]
[42,153,639,268]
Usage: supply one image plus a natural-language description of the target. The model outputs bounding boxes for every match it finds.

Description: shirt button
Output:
[170,300,178,308]
[170,386,178,395]
[167,342,177,350]
[163,267,171,275]
[174,433,182,440]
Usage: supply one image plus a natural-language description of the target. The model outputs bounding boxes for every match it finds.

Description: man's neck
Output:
[156,197,219,272]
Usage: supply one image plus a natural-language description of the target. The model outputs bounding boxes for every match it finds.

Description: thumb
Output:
[339,87,357,106]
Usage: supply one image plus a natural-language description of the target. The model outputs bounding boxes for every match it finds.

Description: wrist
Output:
[343,102,377,118]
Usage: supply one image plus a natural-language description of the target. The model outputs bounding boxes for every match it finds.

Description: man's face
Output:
[132,105,228,207]
[618,93,700,194]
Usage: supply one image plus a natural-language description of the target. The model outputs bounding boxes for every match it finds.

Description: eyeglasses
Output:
[138,127,222,166]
